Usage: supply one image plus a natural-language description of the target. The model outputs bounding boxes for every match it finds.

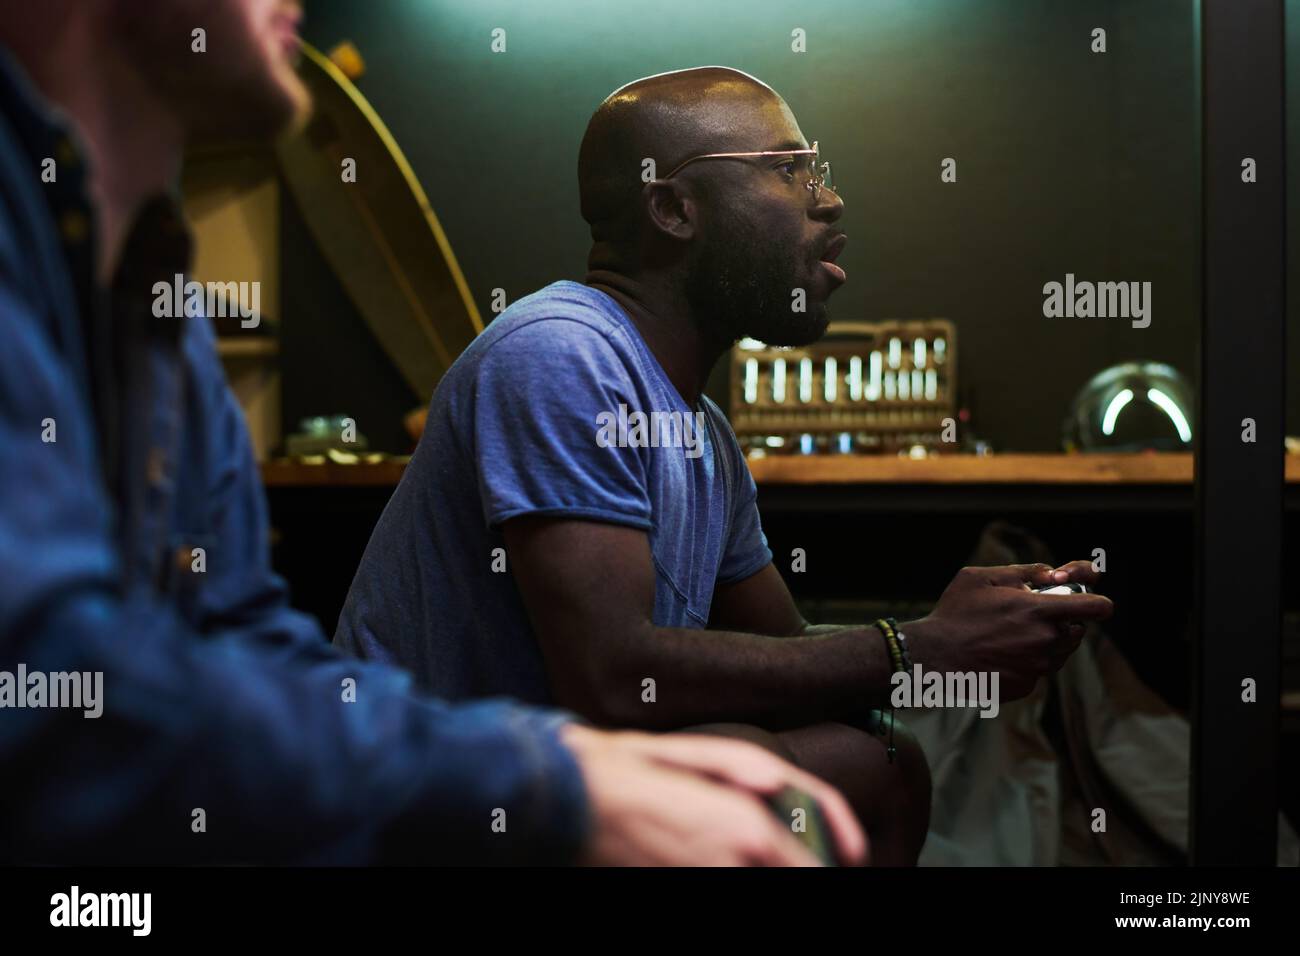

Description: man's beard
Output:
[684,202,830,347]
[117,5,310,146]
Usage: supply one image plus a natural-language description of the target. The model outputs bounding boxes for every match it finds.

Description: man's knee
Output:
[851,710,932,805]
[879,714,931,799]
[674,721,797,762]
[779,717,931,862]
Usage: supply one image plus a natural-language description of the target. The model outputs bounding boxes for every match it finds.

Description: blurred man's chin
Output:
[278,72,314,135]
[250,60,312,135]
[189,69,311,146]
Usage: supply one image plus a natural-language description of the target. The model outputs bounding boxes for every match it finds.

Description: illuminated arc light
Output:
[738,337,767,350]
[848,356,862,400]
[889,337,902,368]
[867,351,882,400]
[799,357,813,403]
[824,357,838,402]
[912,369,923,399]
[1147,388,1193,443]
[925,368,937,401]
[772,358,786,402]
[914,338,926,367]
[744,358,758,404]
[934,337,947,363]
[838,432,852,453]
[800,433,814,454]
[1101,388,1134,437]
[898,369,909,400]
[884,370,896,400]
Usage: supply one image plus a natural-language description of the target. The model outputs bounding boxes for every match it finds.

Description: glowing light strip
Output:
[1147,388,1192,442]
[1101,388,1134,436]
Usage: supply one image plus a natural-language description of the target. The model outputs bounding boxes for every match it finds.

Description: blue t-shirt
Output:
[334,280,772,704]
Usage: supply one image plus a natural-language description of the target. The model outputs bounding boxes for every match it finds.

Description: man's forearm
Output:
[585,622,899,730]
[798,623,860,636]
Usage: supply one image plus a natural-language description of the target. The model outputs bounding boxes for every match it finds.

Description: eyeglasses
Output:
[664,141,836,202]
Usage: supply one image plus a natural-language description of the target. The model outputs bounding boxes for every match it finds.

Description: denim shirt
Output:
[0,49,588,864]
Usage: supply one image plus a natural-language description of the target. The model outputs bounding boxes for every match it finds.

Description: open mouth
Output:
[818,233,848,284]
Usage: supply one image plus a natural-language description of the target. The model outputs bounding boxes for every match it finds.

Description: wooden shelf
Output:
[262,456,409,487]
[748,452,1198,485]
[749,452,1300,485]
[217,336,279,359]
[260,453,1300,488]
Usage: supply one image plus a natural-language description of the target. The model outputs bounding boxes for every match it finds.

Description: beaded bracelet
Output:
[873,617,907,674]
[896,625,914,673]
[872,617,905,762]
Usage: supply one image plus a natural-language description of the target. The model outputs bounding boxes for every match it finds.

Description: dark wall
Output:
[288,0,1295,452]
[280,187,420,454]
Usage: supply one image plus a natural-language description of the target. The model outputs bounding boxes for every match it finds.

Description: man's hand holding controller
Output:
[898,560,1114,702]
[555,558,1110,865]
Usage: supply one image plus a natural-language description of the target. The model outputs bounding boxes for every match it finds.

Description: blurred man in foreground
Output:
[0,0,864,866]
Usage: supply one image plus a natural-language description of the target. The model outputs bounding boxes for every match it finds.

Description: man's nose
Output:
[812,187,844,222]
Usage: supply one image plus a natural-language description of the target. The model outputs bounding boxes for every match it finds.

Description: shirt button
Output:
[59,209,89,243]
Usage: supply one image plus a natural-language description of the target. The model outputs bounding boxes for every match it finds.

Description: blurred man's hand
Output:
[560,725,867,866]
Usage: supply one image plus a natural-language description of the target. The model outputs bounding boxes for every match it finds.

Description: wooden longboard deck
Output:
[274,42,483,398]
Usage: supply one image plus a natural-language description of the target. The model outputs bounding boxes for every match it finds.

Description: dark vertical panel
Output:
[1193,0,1285,864]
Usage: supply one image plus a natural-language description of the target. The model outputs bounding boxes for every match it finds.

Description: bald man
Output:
[336,67,1113,865]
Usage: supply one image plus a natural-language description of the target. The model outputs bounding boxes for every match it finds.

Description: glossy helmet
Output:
[1063,361,1194,452]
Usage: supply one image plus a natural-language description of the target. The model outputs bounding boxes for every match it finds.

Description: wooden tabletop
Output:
[261,452,1300,487]
[261,456,410,487]
[747,452,1201,484]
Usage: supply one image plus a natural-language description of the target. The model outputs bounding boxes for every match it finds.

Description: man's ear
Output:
[641,179,697,241]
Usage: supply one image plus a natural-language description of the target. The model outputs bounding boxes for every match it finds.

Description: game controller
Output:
[1033,582,1088,595]
[766,786,837,865]
[1033,581,1090,632]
